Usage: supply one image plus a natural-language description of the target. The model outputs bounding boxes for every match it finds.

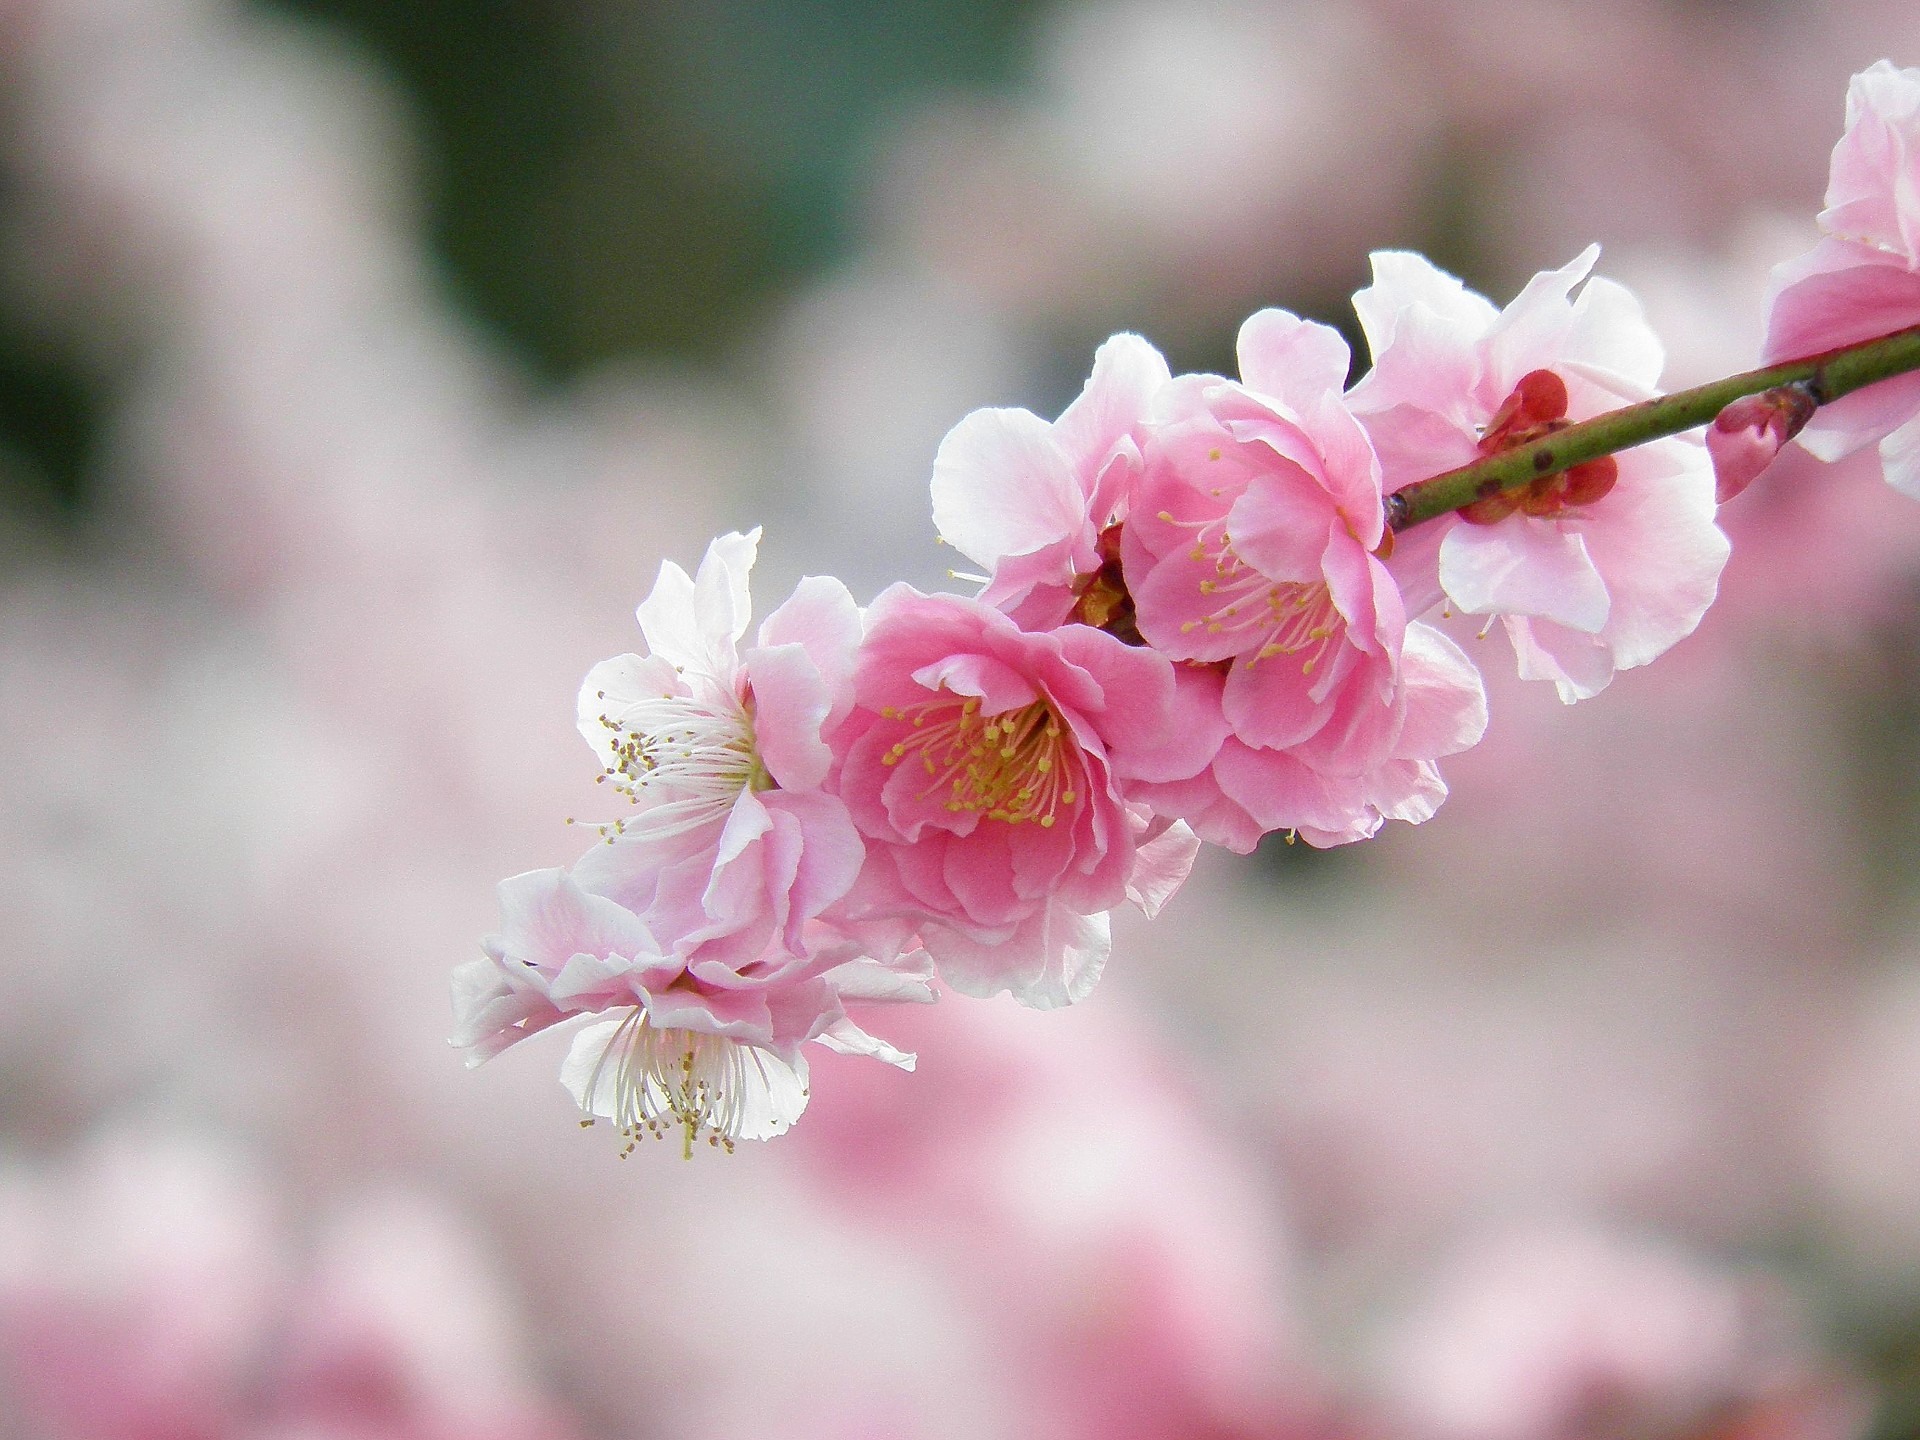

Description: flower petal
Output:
[1439,520,1611,634]
[930,407,1083,568]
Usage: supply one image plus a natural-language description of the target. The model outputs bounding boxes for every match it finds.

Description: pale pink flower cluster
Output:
[460,244,1735,1148]
[454,530,937,1157]
[1766,61,1920,496]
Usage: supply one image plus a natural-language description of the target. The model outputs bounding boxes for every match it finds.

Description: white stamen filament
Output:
[586,689,764,842]
[579,1009,787,1159]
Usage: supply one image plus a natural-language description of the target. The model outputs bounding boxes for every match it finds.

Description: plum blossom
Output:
[1349,247,1729,702]
[454,531,932,1154]
[834,585,1196,1008]
[1764,61,1920,497]
[453,868,930,1156]
[930,330,1171,629]
[1118,308,1487,849]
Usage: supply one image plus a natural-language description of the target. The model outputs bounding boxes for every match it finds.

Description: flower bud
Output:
[1707,384,1818,503]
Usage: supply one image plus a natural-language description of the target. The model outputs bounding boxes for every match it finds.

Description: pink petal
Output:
[757,574,861,717]
[1236,309,1352,411]
[1505,616,1618,704]
[1226,476,1346,583]
[1439,521,1611,634]
[1052,331,1172,469]
[1126,822,1200,919]
[765,791,864,930]
[930,406,1084,568]
[1395,624,1489,760]
[1109,662,1232,784]
[1821,62,1920,261]
[1573,442,1726,671]
[743,641,834,792]
[491,868,658,975]
[1765,239,1920,359]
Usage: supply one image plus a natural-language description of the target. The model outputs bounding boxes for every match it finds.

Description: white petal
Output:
[927,905,1111,1010]
[1485,245,1601,389]
[1564,274,1665,393]
[577,652,682,754]
[1881,407,1920,499]
[813,1018,917,1071]
[1440,521,1611,634]
[632,558,703,670]
[561,1017,810,1147]
[824,952,938,1004]
[635,530,759,677]
[1125,822,1200,919]
[1354,251,1499,361]
[692,528,761,650]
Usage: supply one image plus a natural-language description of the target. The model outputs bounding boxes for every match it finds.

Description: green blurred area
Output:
[0,0,1041,523]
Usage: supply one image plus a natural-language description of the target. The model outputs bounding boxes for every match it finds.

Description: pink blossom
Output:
[930,331,1170,628]
[454,867,932,1155]
[1817,60,1920,266]
[565,529,872,980]
[834,585,1194,1007]
[1764,62,1920,498]
[455,531,933,1153]
[1349,246,1729,702]
[1117,307,1487,849]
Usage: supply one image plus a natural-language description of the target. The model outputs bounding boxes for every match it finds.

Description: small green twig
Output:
[1385,322,1920,532]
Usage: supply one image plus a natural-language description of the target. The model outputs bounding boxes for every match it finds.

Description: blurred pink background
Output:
[3,1,1920,1436]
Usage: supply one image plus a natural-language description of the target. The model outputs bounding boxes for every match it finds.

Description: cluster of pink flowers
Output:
[458,58,1920,1154]
[456,259,1732,1152]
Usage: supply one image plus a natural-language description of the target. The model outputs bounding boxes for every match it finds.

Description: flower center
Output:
[579,1009,782,1159]
[1068,523,1144,645]
[1166,513,1346,676]
[1462,368,1618,524]
[585,687,768,843]
[880,694,1081,827]
[1246,580,1345,672]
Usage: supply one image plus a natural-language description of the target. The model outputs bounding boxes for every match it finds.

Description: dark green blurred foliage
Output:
[0,0,1042,526]
[262,0,1038,378]
[0,305,97,526]
[0,167,103,530]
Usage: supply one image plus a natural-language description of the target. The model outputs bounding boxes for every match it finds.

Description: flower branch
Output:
[1386,321,1920,532]
[463,59,1920,1154]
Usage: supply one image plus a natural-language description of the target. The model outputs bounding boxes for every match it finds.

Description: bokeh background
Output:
[6,1,1920,1436]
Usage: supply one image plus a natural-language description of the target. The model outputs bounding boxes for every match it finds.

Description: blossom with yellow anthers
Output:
[878,695,1082,828]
